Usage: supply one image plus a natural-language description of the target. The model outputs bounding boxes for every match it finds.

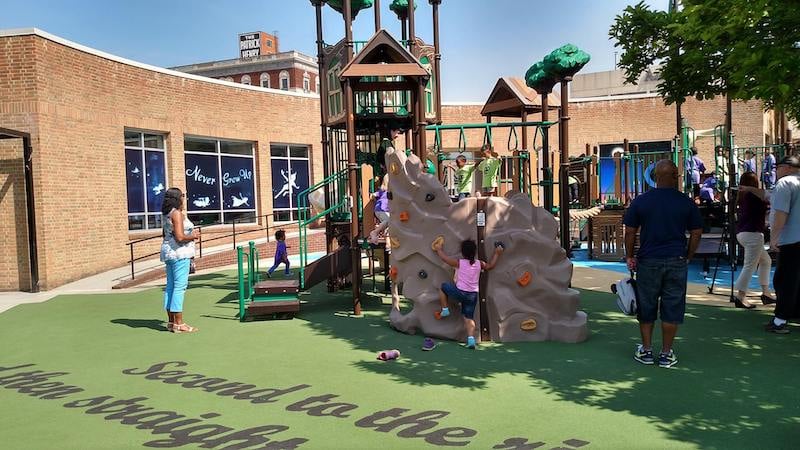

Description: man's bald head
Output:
[655,160,679,188]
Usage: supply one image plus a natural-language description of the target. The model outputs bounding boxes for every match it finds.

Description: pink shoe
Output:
[377,349,400,361]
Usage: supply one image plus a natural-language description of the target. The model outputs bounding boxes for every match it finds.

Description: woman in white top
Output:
[160,188,200,333]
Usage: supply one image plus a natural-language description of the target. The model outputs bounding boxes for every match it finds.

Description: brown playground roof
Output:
[340,29,430,79]
[481,77,561,118]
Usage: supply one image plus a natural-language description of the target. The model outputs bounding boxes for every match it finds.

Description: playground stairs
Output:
[247,279,301,318]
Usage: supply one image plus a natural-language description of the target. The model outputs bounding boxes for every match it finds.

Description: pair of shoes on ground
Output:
[634,344,677,368]
[166,322,198,333]
[420,336,475,351]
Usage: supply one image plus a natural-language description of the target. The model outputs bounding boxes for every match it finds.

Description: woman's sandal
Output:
[171,323,199,333]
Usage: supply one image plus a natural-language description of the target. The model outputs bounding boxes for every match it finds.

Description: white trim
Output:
[0,28,319,99]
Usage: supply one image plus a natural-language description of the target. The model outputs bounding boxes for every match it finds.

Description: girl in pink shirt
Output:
[434,239,503,349]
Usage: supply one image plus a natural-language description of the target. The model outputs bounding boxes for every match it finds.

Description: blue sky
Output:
[1,0,663,101]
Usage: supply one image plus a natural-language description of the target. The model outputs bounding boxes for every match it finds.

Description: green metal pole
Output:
[248,241,256,298]
[237,246,246,322]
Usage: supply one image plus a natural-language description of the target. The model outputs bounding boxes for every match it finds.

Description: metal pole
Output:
[541,93,552,212]
[22,136,39,291]
[407,0,416,55]
[559,78,571,253]
[430,0,443,124]
[344,0,362,315]
[312,0,334,259]
[518,110,528,193]
[623,138,630,203]
[373,0,381,31]
[676,102,682,138]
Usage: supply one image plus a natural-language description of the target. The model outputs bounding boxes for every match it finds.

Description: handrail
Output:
[126,211,289,280]
[507,124,519,151]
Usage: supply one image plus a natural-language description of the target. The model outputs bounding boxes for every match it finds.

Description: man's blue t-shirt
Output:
[770,174,800,246]
[623,188,703,259]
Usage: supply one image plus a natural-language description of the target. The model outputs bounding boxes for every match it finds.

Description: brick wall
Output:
[1,33,324,291]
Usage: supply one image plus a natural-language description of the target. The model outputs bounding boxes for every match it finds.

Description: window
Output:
[221,76,233,82]
[260,73,270,88]
[266,40,272,48]
[303,72,311,93]
[184,137,257,226]
[315,77,320,93]
[279,71,290,90]
[125,130,167,231]
[328,64,343,116]
[270,144,311,222]
[240,74,251,85]
[420,56,435,115]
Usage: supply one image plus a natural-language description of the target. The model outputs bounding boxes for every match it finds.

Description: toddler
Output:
[267,229,291,277]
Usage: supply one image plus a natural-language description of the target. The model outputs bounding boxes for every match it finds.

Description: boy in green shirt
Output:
[454,154,476,201]
[477,145,501,196]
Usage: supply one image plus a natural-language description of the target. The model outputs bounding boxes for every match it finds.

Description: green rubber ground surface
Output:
[1,270,798,449]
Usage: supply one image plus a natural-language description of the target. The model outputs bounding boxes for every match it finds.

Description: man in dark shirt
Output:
[624,160,703,368]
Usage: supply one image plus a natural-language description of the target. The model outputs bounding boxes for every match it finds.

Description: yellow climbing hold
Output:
[431,235,444,251]
[390,236,401,249]
[390,162,399,174]
[521,318,537,331]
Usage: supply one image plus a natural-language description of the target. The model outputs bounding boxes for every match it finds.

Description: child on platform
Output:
[369,175,390,245]
[454,154,476,201]
[267,229,291,277]
[477,144,501,196]
[434,239,503,349]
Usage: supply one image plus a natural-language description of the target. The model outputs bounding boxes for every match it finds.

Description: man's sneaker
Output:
[466,336,476,349]
[422,337,436,351]
[765,320,790,334]
[633,344,654,365]
[658,350,678,368]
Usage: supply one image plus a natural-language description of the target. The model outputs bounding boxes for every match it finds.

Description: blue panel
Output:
[271,159,290,210]
[125,149,144,213]
[185,154,220,210]
[290,159,310,209]
[145,151,166,212]
[221,156,255,210]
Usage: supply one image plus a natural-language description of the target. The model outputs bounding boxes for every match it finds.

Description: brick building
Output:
[0,28,779,292]
[171,31,320,95]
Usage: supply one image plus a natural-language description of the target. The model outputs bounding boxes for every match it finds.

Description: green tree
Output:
[327,0,374,19]
[610,0,800,121]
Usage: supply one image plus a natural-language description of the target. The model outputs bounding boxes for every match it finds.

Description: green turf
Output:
[1,270,799,449]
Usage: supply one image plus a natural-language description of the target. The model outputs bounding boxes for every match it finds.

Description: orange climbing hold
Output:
[389,266,398,280]
[399,211,409,222]
[520,318,537,331]
[517,271,532,287]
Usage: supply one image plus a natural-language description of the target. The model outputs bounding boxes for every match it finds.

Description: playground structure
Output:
[233,1,590,340]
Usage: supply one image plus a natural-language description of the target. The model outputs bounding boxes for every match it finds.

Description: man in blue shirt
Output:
[624,160,703,367]
[765,155,800,333]
[762,147,777,189]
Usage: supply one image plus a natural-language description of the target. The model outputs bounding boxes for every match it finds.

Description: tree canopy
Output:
[389,0,417,19]
[609,0,800,121]
[327,0,374,19]
[525,44,591,94]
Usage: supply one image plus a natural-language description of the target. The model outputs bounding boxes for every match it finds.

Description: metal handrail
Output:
[126,211,291,280]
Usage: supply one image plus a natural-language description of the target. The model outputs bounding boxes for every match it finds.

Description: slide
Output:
[385,146,588,343]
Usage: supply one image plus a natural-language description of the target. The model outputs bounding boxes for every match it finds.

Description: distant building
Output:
[571,67,661,99]
[171,31,319,94]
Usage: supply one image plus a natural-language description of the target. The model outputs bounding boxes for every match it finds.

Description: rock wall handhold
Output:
[389,236,400,249]
[494,241,505,250]
[517,271,532,287]
[390,162,399,174]
[418,270,427,279]
[425,193,435,202]
[431,235,445,251]
[389,266,398,280]
[399,211,410,222]
[520,318,537,331]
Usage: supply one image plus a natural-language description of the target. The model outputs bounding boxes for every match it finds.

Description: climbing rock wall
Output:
[386,147,588,343]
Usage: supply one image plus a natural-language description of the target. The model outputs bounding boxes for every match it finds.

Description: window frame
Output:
[328,64,343,116]
[125,129,169,231]
[240,74,252,85]
[303,72,311,93]
[184,136,258,226]
[260,73,270,88]
[270,143,311,223]
[279,70,290,91]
